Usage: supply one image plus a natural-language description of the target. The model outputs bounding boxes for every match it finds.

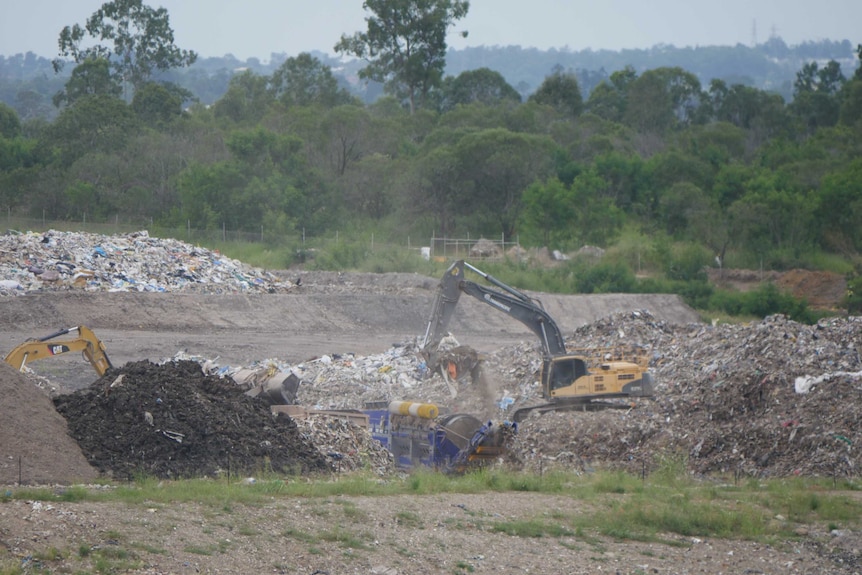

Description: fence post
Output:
[222,222,226,242]
[371,233,374,251]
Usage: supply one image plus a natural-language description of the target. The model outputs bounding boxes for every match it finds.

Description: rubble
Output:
[52,359,331,479]
[0,229,295,295]
[509,313,862,478]
[291,415,394,475]
[262,311,862,478]
[2,228,859,481]
[468,238,502,258]
[142,310,861,479]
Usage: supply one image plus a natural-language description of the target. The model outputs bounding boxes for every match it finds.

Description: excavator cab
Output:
[544,354,654,400]
[543,355,588,395]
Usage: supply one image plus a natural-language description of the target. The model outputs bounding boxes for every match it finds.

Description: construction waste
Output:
[0,229,295,294]
[137,311,860,480]
[4,309,861,482]
[1,228,859,480]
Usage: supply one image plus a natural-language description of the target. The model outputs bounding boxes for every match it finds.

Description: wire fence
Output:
[3,216,520,260]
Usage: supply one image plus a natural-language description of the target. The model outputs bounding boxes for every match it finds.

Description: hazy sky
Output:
[1,0,859,61]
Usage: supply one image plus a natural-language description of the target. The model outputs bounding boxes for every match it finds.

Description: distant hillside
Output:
[1,37,857,120]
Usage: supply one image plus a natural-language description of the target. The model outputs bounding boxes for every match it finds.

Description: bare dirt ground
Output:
[1,268,858,575]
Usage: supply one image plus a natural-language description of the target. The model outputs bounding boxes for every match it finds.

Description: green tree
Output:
[438,67,520,111]
[647,150,714,194]
[53,57,123,108]
[592,152,647,211]
[131,82,185,127]
[53,0,197,92]
[529,66,583,117]
[838,77,862,126]
[586,65,637,122]
[43,94,139,166]
[225,128,303,174]
[269,52,355,108]
[318,105,372,176]
[0,102,21,139]
[790,60,845,132]
[704,80,789,142]
[455,128,556,238]
[409,145,462,235]
[213,71,273,125]
[657,181,712,238]
[568,170,625,247]
[520,177,574,247]
[729,174,818,261]
[624,67,701,133]
[334,0,469,113]
[817,158,862,252]
[176,162,245,229]
[678,122,747,168]
[341,152,400,219]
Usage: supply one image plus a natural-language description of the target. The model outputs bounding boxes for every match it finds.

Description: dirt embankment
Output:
[708,268,847,310]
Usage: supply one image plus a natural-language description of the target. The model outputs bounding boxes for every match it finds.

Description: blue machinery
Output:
[363,401,517,472]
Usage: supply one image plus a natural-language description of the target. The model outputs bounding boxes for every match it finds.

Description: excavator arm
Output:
[422,260,567,358]
[4,326,113,377]
[422,260,654,422]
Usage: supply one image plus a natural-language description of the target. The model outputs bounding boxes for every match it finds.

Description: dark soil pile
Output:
[53,360,329,480]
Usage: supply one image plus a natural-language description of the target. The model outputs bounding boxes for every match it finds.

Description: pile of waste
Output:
[506,313,862,478]
[0,229,294,294]
[53,359,333,479]
[8,292,860,480]
[160,310,860,479]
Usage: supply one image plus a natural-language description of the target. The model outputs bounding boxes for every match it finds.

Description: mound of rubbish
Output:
[6,302,861,483]
[53,360,331,479]
[179,310,861,479]
[253,310,861,478]
[0,229,295,295]
[506,313,862,478]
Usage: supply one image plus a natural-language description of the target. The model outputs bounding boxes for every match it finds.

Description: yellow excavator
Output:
[4,326,113,377]
[422,260,654,422]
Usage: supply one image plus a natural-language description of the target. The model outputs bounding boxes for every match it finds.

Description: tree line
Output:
[1,0,861,292]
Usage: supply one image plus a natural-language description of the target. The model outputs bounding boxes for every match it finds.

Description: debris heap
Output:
[0,229,294,294]
[7,286,861,481]
[189,310,860,478]
[53,360,330,479]
[507,313,862,478]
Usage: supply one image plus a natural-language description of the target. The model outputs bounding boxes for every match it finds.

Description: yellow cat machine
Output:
[4,326,113,377]
[422,260,654,422]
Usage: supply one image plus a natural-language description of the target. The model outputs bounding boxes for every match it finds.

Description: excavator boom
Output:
[423,260,567,358]
[4,326,113,377]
